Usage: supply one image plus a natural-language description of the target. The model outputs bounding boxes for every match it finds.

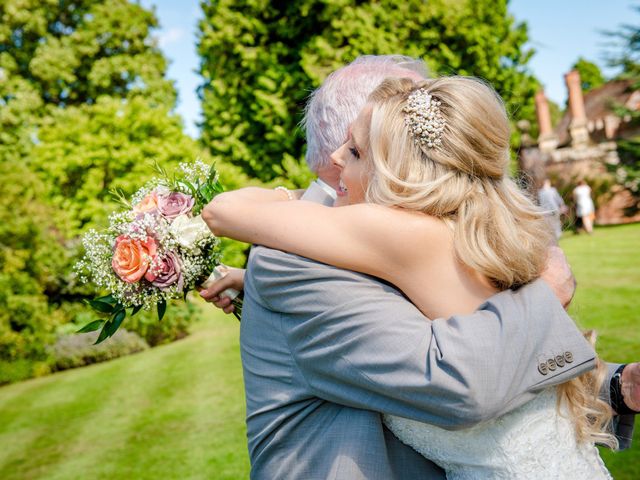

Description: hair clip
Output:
[402,88,446,148]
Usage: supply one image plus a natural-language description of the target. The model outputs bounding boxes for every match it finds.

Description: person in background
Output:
[573,179,595,234]
[538,178,567,241]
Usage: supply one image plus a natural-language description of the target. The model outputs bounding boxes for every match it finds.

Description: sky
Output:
[141,0,639,138]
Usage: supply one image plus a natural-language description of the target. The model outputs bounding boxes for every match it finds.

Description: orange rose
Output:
[112,235,158,283]
[133,192,158,214]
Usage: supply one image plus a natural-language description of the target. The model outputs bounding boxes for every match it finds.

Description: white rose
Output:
[169,214,212,250]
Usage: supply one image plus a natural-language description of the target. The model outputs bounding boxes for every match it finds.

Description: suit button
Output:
[547,358,557,371]
[555,355,565,368]
[538,362,549,375]
[564,351,574,363]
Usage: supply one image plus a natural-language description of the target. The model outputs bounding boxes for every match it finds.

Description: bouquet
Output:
[76,159,239,344]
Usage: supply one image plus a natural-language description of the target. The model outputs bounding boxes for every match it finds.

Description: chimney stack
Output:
[534,90,558,152]
[564,70,589,147]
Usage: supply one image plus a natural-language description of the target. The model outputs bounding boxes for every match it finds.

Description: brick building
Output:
[519,70,640,224]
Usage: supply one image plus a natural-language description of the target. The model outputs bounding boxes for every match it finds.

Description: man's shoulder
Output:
[247,245,399,286]
[248,245,362,279]
[246,245,410,311]
[248,245,329,278]
[249,244,319,266]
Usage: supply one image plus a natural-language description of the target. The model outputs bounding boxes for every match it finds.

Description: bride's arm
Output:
[202,187,434,282]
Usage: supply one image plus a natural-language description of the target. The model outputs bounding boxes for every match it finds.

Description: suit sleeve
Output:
[247,247,597,430]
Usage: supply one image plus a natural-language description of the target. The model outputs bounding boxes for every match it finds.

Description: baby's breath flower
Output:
[76,160,225,322]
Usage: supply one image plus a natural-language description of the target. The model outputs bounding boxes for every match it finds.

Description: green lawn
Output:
[0,223,638,479]
[0,310,250,480]
[562,223,640,479]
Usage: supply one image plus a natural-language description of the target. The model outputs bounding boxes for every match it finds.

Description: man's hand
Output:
[540,246,576,309]
[621,362,640,412]
[199,267,246,314]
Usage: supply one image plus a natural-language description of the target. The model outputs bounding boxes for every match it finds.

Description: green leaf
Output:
[87,298,115,314]
[180,180,198,198]
[208,161,218,182]
[95,294,117,304]
[110,309,127,334]
[131,304,143,316]
[157,298,167,321]
[94,322,111,345]
[198,183,214,204]
[91,308,127,345]
[76,320,104,333]
[213,183,224,195]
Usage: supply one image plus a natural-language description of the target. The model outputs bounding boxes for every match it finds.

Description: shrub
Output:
[50,328,149,371]
[124,300,197,347]
[0,359,51,386]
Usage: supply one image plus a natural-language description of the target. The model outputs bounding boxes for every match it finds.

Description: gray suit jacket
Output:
[241,246,601,479]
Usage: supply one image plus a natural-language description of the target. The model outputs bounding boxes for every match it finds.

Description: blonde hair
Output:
[364,76,616,448]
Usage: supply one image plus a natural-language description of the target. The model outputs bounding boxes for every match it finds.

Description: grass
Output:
[561,223,640,480]
[0,223,638,479]
[0,309,250,480]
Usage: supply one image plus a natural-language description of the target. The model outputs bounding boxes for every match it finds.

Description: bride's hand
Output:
[540,246,576,309]
[199,267,246,314]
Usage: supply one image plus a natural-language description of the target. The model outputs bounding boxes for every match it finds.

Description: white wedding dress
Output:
[383,388,612,479]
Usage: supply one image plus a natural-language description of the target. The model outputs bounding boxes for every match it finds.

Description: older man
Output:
[202,56,637,479]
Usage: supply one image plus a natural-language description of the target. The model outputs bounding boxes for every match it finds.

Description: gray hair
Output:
[301,55,429,173]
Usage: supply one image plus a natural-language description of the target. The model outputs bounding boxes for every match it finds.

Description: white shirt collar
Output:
[316,178,337,199]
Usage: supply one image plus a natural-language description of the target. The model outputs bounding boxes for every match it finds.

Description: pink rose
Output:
[112,235,158,283]
[144,251,184,291]
[133,192,159,214]
[156,192,194,220]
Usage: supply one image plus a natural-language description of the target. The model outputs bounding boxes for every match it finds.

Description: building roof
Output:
[554,79,638,146]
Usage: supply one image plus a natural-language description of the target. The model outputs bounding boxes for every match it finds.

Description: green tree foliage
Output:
[605,6,640,80]
[28,93,251,240]
[28,94,251,274]
[611,139,640,215]
[0,1,248,382]
[198,0,539,182]
[0,0,174,110]
[1,0,181,221]
[0,163,68,383]
[30,97,206,234]
[572,57,605,93]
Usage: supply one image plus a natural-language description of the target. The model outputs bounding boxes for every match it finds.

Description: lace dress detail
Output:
[383,388,612,479]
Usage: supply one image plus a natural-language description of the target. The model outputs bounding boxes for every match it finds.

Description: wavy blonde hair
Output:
[364,76,616,448]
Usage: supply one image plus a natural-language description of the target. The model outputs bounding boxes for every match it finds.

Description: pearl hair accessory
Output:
[402,88,446,148]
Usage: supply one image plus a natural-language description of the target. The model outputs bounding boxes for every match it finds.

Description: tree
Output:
[572,57,605,92]
[1,0,184,234]
[30,97,207,234]
[0,162,68,383]
[604,6,640,80]
[0,0,174,112]
[197,0,539,183]
[29,93,251,255]
[0,1,250,381]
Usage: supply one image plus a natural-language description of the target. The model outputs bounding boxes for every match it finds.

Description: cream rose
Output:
[169,214,212,250]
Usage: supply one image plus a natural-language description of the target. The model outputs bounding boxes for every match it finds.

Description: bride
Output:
[203,76,615,478]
